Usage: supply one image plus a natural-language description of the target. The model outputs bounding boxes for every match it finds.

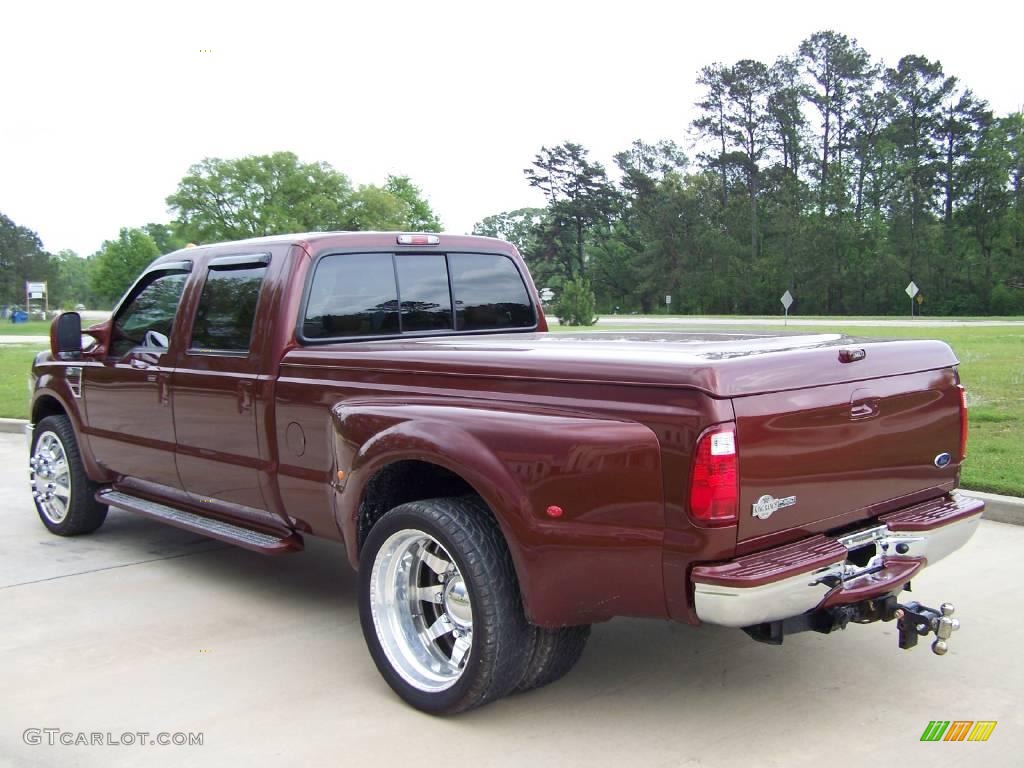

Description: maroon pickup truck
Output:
[28,231,982,714]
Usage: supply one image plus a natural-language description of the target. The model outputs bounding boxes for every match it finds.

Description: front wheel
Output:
[30,415,107,536]
[359,496,531,714]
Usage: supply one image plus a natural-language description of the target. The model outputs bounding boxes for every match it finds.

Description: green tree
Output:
[799,31,874,212]
[472,208,557,287]
[383,175,442,231]
[554,276,597,326]
[883,55,957,284]
[0,213,50,306]
[524,142,617,280]
[49,250,100,309]
[346,184,412,231]
[166,152,355,243]
[90,228,160,306]
[143,222,189,254]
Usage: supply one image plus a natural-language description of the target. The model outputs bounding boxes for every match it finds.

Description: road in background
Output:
[572,316,1024,328]
[1,432,1020,767]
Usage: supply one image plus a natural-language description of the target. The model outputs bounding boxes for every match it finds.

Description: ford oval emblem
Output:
[934,452,952,468]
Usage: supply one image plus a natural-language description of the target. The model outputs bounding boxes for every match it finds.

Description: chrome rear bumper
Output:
[692,493,983,628]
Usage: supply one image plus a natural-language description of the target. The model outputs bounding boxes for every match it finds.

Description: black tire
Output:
[516,624,591,693]
[30,415,107,536]
[359,496,531,714]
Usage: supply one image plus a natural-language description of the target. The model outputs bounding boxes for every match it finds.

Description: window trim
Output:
[209,253,271,270]
[186,255,270,356]
[109,265,192,357]
[296,248,538,345]
[111,261,192,326]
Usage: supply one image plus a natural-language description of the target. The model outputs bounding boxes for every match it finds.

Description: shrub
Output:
[554,277,597,326]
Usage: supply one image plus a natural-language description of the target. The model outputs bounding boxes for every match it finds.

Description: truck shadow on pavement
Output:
[86,509,903,721]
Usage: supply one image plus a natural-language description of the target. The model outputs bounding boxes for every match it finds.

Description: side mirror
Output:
[51,312,83,360]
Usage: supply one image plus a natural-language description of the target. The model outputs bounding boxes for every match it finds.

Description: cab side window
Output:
[190,261,268,353]
[110,271,188,357]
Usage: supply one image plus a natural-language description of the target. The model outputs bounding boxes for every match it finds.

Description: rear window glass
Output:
[190,265,267,352]
[396,254,452,332]
[302,252,534,339]
[449,253,534,331]
[304,254,399,338]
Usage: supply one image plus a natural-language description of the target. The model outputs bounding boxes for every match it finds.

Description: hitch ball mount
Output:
[894,601,959,655]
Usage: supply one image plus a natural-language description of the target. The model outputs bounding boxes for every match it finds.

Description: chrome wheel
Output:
[369,529,474,693]
[30,430,73,524]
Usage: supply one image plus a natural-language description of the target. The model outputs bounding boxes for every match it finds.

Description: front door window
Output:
[110,271,188,357]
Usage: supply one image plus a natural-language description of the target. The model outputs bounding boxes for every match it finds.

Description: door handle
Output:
[850,401,878,420]
[130,358,151,370]
[237,381,254,414]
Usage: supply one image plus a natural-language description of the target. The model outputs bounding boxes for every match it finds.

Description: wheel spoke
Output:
[419,548,452,576]
[423,615,453,642]
[52,482,71,499]
[450,634,471,666]
[414,587,444,604]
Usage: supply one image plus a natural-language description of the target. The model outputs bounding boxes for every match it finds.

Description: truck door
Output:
[171,252,281,530]
[82,262,191,491]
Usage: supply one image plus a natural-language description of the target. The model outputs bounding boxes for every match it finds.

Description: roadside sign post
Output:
[665,294,671,313]
[780,290,794,326]
[905,281,919,319]
[25,281,48,316]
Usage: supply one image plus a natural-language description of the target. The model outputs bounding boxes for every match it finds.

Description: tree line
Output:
[475,31,1024,318]
[3,32,1022,318]
[0,152,441,309]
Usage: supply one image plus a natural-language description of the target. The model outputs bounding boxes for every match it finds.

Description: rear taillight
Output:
[957,384,968,461]
[689,423,738,526]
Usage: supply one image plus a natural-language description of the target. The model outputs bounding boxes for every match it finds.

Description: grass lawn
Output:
[0,321,52,336]
[1,322,1019,496]
[555,322,1023,497]
[0,345,44,419]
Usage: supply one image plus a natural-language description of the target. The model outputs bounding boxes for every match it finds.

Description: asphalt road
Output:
[1,432,1020,768]
[583,316,1024,328]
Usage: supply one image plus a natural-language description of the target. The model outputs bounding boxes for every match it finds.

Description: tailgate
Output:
[734,367,963,544]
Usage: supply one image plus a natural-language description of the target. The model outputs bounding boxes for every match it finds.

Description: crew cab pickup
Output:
[28,231,982,714]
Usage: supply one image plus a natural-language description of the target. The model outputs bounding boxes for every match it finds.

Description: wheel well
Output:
[357,460,476,551]
[32,395,67,426]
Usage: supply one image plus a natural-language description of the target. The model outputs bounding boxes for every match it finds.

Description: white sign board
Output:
[905,281,919,299]
[26,281,46,294]
[539,288,554,302]
[780,290,794,310]
[665,295,672,306]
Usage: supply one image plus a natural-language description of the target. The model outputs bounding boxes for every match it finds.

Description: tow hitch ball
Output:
[894,601,959,655]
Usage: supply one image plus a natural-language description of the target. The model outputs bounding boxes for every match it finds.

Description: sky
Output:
[1,0,1021,257]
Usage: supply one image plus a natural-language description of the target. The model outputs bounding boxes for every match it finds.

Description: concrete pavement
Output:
[1,431,1021,767]
[0,336,48,345]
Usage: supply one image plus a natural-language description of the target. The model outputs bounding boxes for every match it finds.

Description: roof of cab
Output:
[159,231,517,260]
